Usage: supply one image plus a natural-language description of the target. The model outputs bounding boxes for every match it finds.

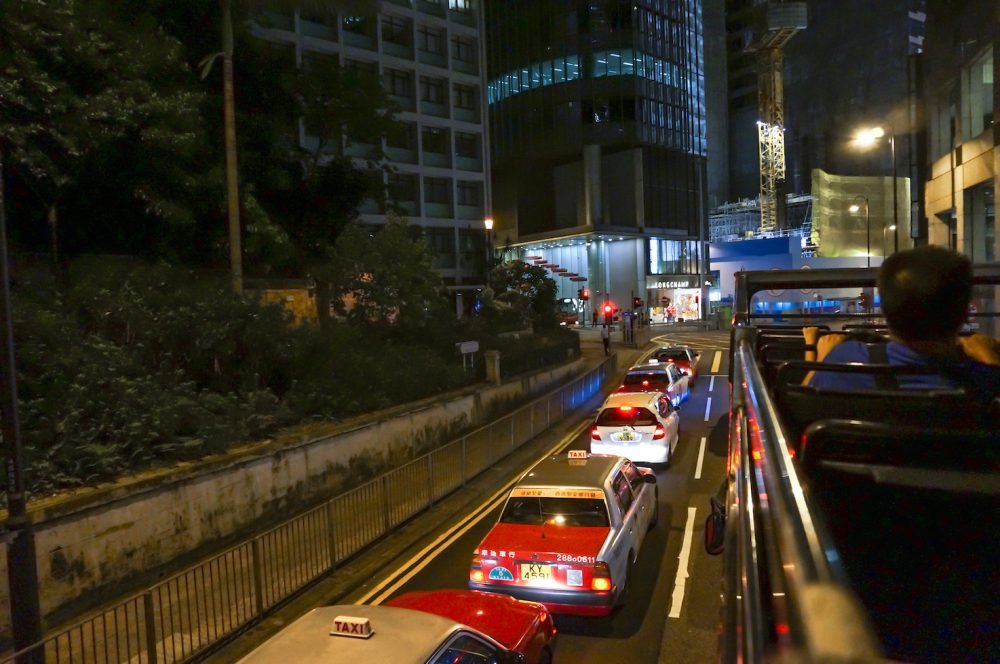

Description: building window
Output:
[457,180,481,206]
[417,25,444,54]
[420,76,445,103]
[422,126,449,153]
[451,35,475,62]
[449,0,471,12]
[455,132,480,158]
[384,68,413,98]
[381,15,411,46]
[388,173,419,202]
[342,15,374,36]
[454,83,477,110]
[387,122,417,150]
[424,177,451,204]
[344,58,378,79]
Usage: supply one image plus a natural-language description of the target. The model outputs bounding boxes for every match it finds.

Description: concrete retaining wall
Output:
[0,354,586,635]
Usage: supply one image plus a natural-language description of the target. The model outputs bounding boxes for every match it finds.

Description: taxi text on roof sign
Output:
[567,450,588,459]
[330,616,374,639]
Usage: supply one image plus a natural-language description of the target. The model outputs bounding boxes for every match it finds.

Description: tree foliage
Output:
[488,260,560,328]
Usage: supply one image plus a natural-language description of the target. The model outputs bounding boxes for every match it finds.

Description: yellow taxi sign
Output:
[567,450,588,460]
[511,487,605,499]
[330,616,374,639]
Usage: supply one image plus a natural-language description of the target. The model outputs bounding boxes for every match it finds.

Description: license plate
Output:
[520,563,552,581]
[617,431,636,442]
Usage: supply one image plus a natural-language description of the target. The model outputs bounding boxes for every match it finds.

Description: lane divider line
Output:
[709,375,715,392]
[355,420,590,605]
[703,396,712,422]
[668,506,697,619]
[695,437,707,480]
[710,350,722,374]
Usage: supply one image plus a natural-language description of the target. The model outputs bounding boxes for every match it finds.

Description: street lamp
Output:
[483,217,494,271]
[852,125,898,254]
[849,195,871,268]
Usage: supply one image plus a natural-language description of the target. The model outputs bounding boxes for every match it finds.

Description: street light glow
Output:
[853,126,886,147]
[484,217,494,231]
[849,204,861,213]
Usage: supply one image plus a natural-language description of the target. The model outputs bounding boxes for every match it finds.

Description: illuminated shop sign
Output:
[646,275,700,289]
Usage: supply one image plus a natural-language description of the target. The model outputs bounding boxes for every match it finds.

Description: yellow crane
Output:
[747,2,807,232]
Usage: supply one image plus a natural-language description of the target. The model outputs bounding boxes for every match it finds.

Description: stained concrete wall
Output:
[0,354,586,636]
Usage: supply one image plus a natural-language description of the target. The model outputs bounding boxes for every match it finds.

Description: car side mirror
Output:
[704,496,725,555]
[642,473,657,484]
[673,404,680,412]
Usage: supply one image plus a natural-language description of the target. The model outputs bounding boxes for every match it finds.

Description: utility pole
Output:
[0,150,44,663]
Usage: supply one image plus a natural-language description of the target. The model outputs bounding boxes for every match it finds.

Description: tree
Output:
[0,1,205,272]
[326,214,445,329]
[488,260,559,327]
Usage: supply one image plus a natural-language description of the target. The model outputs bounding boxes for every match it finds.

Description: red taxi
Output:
[651,345,699,384]
[238,590,555,664]
[469,451,658,616]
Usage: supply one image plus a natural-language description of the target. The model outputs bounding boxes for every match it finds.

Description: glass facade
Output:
[486,0,708,249]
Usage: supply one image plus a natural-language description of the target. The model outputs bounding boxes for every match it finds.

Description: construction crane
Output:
[746,2,807,232]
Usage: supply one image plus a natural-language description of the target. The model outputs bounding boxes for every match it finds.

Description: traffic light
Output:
[581,288,590,301]
[633,297,643,309]
[603,303,613,325]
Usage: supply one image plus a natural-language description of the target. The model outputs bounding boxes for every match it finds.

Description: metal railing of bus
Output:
[2,356,615,664]
[725,328,884,662]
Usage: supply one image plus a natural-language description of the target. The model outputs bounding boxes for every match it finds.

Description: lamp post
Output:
[483,217,494,273]
[853,126,898,253]
[849,196,871,268]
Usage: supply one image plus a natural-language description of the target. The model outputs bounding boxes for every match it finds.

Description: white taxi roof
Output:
[237,605,462,664]
[600,392,662,410]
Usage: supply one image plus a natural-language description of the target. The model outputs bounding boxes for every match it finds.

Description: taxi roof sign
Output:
[567,450,588,459]
[330,616,374,639]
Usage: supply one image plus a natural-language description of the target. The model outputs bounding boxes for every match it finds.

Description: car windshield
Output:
[500,496,609,528]
[596,406,658,427]
[623,372,669,388]
[656,350,690,362]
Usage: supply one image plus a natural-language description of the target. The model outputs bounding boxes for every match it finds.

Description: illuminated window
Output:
[449,0,471,12]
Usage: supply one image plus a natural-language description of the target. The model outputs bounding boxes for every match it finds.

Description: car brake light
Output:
[470,553,483,583]
[642,380,650,387]
[653,426,665,440]
[591,428,601,440]
[591,561,612,592]
[618,406,633,412]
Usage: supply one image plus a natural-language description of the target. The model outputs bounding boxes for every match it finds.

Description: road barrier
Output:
[2,356,615,664]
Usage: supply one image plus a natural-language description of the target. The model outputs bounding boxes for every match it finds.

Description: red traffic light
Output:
[603,304,612,314]
[581,288,590,300]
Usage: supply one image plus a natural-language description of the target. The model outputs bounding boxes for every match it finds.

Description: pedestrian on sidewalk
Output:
[601,323,610,356]
[592,309,598,327]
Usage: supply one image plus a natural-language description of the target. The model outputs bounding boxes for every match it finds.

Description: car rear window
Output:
[656,350,689,361]
[623,372,668,388]
[596,406,658,427]
[500,497,609,527]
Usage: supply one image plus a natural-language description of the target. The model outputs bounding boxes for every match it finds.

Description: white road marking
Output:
[710,350,722,374]
[703,396,712,422]
[355,421,589,605]
[695,437,707,480]
[668,506,698,619]
[709,375,715,392]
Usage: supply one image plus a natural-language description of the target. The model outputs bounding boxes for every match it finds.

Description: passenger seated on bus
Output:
[808,246,1000,404]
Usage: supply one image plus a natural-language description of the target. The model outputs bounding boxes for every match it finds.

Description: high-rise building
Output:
[254,0,491,288]
[485,0,711,321]
[922,0,997,262]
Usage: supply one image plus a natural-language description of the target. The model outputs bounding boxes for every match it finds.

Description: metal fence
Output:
[3,356,614,664]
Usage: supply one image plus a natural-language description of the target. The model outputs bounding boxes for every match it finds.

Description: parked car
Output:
[469,451,658,616]
[590,391,680,466]
[237,590,556,664]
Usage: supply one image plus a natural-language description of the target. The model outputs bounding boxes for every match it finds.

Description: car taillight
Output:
[591,428,601,440]
[470,553,483,583]
[653,426,665,440]
[591,562,612,592]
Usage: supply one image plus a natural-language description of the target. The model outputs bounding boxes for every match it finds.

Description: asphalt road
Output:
[204,329,733,664]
